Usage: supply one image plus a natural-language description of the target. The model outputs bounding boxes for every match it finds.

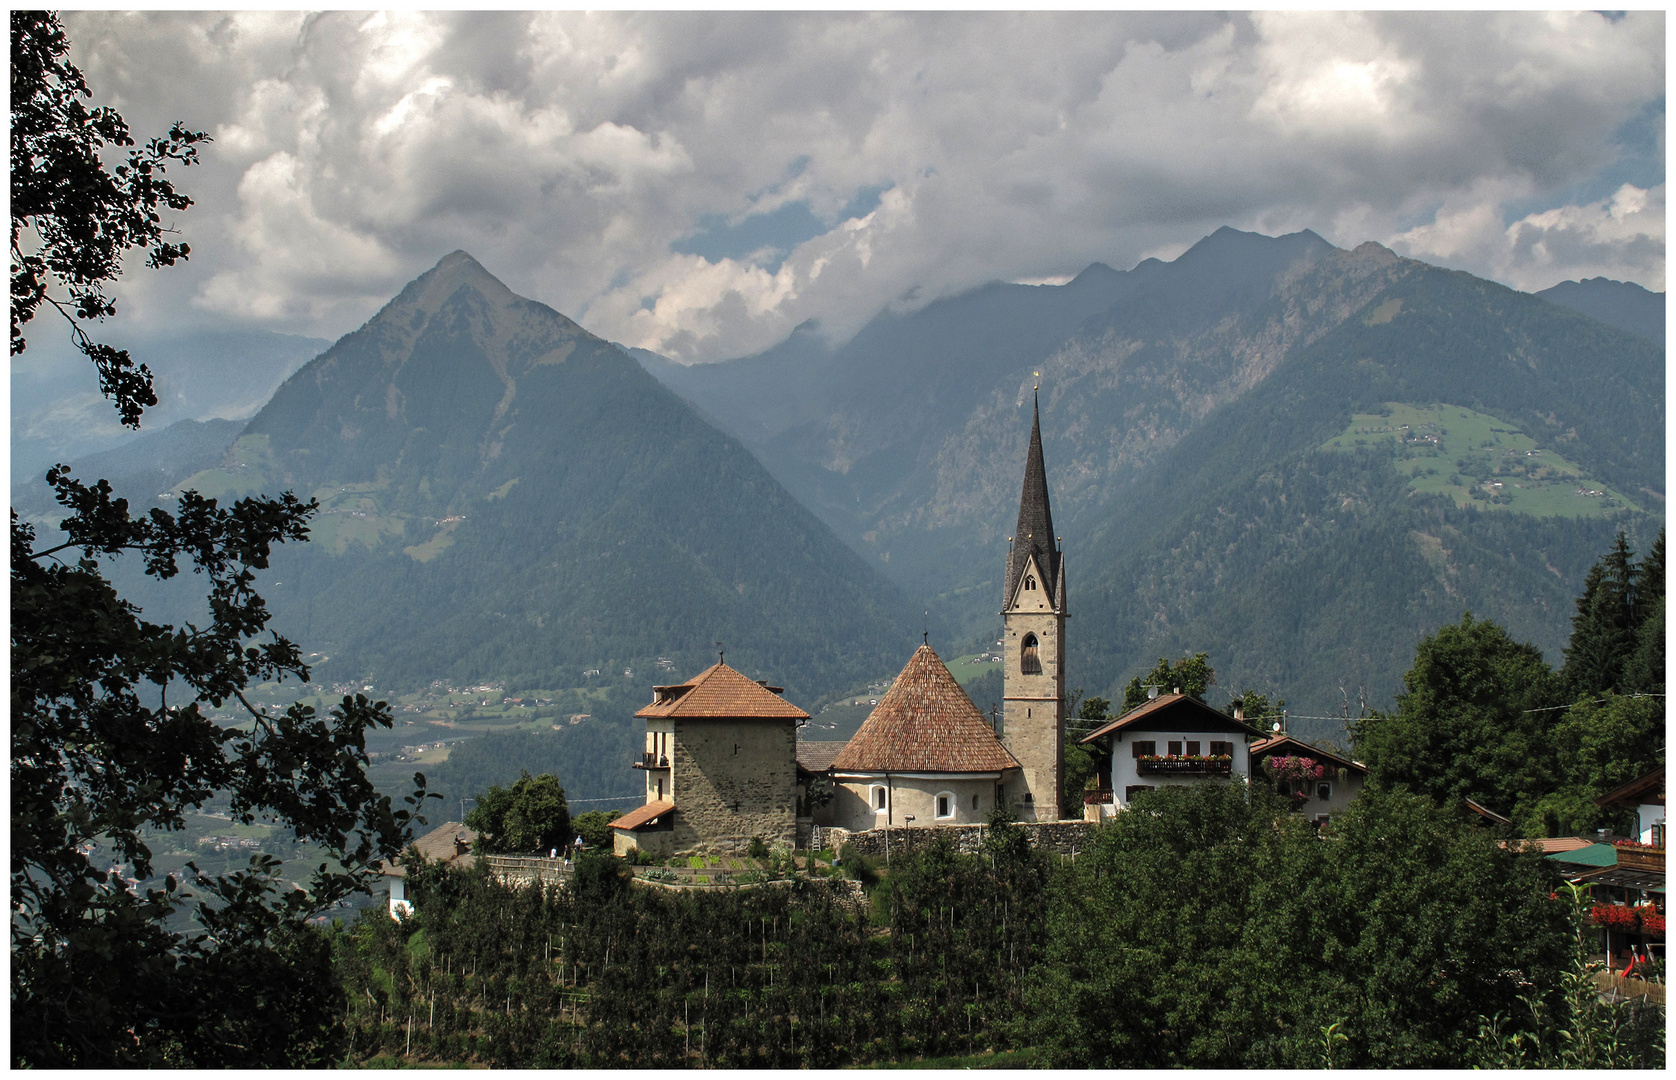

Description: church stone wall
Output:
[671,716,796,854]
[812,819,1097,859]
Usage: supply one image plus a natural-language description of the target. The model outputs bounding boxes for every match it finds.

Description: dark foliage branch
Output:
[12,468,434,1066]
[10,9,209,426]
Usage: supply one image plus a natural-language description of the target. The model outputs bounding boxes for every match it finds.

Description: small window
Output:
[873,786,888,812]
[1023,792,1034,804]
[1186,741,1200,757]
[1124,785,1154,802]
[1021,634,1042,675]
[1132,740,1156,759]
[1210,741,1232,757]
[1167,741,1183,757]
[972,794,980,810]
[1653,823,1666,848]
[1025,576,1036,591]
[1316,782,1332,802]
[936,792,955,820]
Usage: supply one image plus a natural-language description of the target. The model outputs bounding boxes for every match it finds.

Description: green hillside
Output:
[1322,403,1641,516]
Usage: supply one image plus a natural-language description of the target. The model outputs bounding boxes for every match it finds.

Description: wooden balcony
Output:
[1616,845,1665,872]
[632,752,670,771]
[1136,757,1232,777]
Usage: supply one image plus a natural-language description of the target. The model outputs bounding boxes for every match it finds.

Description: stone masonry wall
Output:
[672,716,796,855]
[808,819,1096,859]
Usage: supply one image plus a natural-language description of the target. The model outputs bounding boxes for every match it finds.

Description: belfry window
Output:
[1025,576,1036,591]
[1020,633,1042,675]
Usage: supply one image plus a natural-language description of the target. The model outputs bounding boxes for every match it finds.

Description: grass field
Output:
[946,652,1004,686]
[1320,402,1641,517]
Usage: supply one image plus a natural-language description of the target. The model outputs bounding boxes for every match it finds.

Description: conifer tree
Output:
[1560,533,1637,699]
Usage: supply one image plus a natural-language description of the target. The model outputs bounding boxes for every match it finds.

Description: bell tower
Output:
[1001,392,1065,821]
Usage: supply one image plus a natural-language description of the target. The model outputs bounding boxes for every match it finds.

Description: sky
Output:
[50,10,1669,366]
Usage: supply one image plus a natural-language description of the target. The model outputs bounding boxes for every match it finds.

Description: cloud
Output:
[1392,182,1666,292]
[59,11,1664,363]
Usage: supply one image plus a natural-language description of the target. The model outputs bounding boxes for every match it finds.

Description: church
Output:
[614,394,1072,857]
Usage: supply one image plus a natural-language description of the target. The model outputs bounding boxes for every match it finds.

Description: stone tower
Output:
[1001,393,1065,821]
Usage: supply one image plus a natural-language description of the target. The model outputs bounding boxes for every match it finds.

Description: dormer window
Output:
[1021,633,1042,675]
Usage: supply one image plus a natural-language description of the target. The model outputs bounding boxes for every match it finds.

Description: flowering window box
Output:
[1137,755,1233,777]
[1590,903,1664,935]
[1613,840,1665,872]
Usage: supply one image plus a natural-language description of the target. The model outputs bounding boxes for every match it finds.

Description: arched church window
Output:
[1025,576,1036,591]
[1020,633,1042,674]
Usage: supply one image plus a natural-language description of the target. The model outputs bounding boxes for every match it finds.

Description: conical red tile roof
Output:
[831,645,1020,773]
[634,662,809,720]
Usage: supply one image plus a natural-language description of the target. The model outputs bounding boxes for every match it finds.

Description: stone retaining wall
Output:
[811,819,1097,859]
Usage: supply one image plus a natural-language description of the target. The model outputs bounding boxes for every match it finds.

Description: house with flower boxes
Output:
[1248,734,1368,825]
[1596,765,1665,848]
[1077,691,1264,817]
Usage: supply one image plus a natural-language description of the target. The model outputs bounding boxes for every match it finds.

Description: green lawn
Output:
[1321,402,1641,517]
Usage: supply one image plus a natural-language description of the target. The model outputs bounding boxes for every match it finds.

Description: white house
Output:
[1597,766,1666,847]
[1249,733,1368,825]
[376,820,477,919]
[1077,692,1264,816]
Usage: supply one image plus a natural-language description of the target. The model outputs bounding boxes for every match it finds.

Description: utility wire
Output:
[1523,692,1664,714]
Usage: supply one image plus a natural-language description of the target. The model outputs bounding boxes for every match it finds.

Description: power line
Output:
[1523,693,1664,714]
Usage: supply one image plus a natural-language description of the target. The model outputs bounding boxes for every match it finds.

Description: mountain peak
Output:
[391,250,516,318]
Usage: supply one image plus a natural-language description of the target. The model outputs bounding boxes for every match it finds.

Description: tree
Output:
[1061,694,1109,808]
[465,771,572,854]
[1351,613,1557,830]
[11,10,208,426]
[12,470,432,1066]
[572,809,624,850]
[1121,652,1215,712]
[1560,533,1637,700]
[1024,783,1571,1067]
[1525,693,1665,836]
[11,14,429,1065]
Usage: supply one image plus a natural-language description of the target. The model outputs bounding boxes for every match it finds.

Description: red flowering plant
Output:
[1613,838,1663,850]
[1589,903,1664,934]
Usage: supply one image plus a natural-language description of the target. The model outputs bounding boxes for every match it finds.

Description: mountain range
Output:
[20,231,1663,747]
[84,253,921,708]
[632,227,1663,738]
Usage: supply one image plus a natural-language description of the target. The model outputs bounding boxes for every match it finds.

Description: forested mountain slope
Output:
[160,252,917,702]
[1535,276,1665,344]
[1072,260,1663,731]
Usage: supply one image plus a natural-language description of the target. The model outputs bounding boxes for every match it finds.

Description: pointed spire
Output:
[1006,392,1060,608]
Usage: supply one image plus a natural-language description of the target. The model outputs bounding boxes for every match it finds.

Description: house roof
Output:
[831,645,1021,774]
[1505,836,1596,855]
[1596,765,1665,809]
[377,820,478,878]
[635,662,809,720]
[1004,394,1063,611]
[608,800,675,831]
[1545,842,1619,868]
[1464,799,1513,826]
[796,740,848,774]
[1249,734,1367,774]
[1079,693,1265,744]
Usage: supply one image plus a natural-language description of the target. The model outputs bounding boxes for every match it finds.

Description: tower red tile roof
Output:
[831,645,1020,773]
[634,662,809,720]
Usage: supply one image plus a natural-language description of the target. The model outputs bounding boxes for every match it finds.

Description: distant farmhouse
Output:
[612,395,1361,856]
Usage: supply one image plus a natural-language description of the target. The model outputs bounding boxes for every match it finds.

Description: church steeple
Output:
[1005,392,1061,610]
